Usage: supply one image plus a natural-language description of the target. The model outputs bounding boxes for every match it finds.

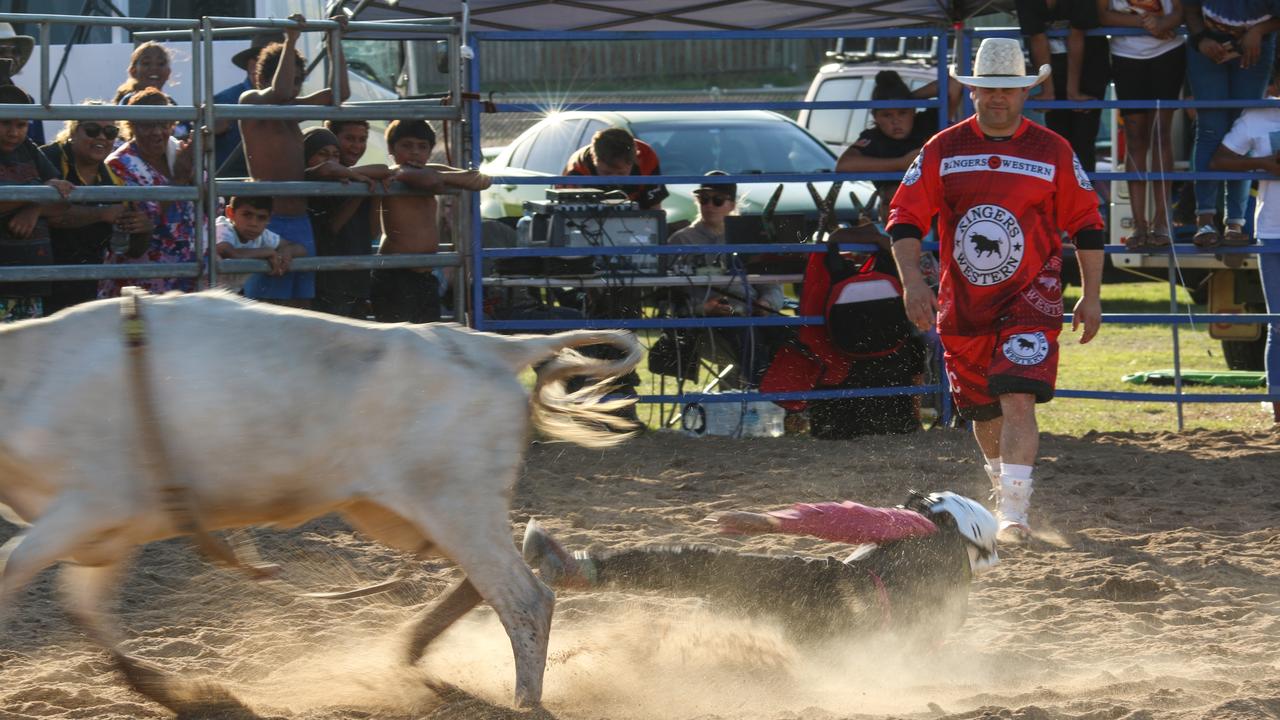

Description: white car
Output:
[480,109,873,226]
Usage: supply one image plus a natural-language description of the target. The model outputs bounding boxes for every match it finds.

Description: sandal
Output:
[1221,227,1250,246]
[1124,230,1153,251]
[1221,227,1251,268]
[1193,225,1220,249]
[1147,230,1172,249]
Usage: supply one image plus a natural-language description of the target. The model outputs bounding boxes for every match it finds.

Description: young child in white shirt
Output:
[215,195,306,294]
[1211,89,1280,422]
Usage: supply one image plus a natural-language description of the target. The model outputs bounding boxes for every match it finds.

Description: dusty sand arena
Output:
[1,428,1278,720]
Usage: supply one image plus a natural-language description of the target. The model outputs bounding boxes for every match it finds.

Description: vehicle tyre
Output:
[1188,281,1210,306]
[1222,336,1266,371]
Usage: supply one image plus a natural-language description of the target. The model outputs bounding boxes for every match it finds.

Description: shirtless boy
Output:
[372,119,490,323]
[239,13,350,307]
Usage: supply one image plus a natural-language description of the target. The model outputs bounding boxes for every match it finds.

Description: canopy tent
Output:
[352,1,1016,32]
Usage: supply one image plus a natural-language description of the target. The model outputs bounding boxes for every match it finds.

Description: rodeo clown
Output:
[523,491,998,643]
[886,37,1106,540]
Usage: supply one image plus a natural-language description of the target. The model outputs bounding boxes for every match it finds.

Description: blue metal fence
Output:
[468,24,1280,431]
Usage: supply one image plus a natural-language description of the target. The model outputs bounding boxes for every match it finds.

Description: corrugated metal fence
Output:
[478,39,829,87]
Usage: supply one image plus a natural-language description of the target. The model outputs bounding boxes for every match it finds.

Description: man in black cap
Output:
[213,32,283,178]
[665,171,788,388]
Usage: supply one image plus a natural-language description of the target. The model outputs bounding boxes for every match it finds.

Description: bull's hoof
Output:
[422,679,555,719]
[115,652,258,719]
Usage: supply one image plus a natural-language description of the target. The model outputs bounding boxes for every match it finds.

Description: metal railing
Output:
[468,24,1280,430]
[3,16,1277,431]
[0,10,474,317]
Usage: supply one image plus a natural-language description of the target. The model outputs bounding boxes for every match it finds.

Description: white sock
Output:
[999,465,1035,526]
[1002,463,1032,482]
[984,456,1002,482]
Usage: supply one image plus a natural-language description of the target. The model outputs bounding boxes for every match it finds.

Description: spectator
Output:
[0,84,74,321]
[373,119,491,323]
[836,70,959,223]
[1099,0,1186,250]
[522,491,998,643]
[307,121,386,318]
[560,127,668,323]
[215,195,306,294]
[564,127,669,210]
[99,88,194,298]
[1210,73,1280,422]
[112,41,192,142]
[240,14,352,309]
[1184,0,1279,260]
[667,171,788,389]
[40,108,144,313]
[0,23,43,146]
[112,42,172,105]
[1016,0,1112,174]
[0,24,33,78]
[213,33,282,178]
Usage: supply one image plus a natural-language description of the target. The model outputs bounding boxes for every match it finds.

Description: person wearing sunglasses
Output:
[665,171,788,389]
[40,108,151,312]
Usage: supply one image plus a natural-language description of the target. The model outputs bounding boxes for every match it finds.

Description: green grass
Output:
[1044,281,1272,435]
[622,281,1274,435]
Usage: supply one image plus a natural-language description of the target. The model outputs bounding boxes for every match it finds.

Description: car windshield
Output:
[628,119,835,177]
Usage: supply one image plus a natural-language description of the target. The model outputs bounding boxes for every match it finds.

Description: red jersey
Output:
[887,116,1103,335]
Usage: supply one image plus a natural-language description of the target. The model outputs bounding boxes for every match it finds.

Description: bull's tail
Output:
[517,330,644,448]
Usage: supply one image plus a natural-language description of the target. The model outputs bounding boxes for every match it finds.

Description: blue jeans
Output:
[1261,237,1280,390]
[1186,36,1276,224]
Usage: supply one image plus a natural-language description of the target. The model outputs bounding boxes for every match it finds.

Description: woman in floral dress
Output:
[99,87,196,297]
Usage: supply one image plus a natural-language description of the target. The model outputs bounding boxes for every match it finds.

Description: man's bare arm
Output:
[1072,248,1104,343]
[836,146,919,173]
[240,15,304,105]
[298,16,351,105]
[891,235,937,331]
[1211,145,1280,175]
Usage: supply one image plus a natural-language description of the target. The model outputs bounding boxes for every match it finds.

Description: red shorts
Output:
[941,327,1060,421]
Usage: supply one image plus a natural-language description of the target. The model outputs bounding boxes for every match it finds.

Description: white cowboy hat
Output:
[0,23,35,74]
[950,37,1050,89]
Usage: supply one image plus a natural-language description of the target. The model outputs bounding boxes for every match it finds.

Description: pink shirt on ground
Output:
[765,502,938,544]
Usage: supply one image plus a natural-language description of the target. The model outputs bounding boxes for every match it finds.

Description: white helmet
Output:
[922,491,1000,575]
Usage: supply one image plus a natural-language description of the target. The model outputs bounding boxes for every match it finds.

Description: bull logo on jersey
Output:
[1003,332,1050,366]
[953,204,1024,286]
[1072,154,1092,190]
[902,148,923,186]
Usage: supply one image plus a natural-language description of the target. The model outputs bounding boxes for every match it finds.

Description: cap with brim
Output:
[949,37,1051,89]
[0,23,35,74]
[232,32,285,70]
[695,170,736,198]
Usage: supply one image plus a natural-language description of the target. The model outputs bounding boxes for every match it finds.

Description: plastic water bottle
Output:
[516,215,533,247]
[109,225,132,255]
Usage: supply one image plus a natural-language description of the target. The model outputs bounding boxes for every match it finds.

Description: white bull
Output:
[0,290,641,714]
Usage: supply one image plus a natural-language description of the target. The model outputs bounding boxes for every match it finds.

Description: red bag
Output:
[761,232,912,411]
[760,246,856,410]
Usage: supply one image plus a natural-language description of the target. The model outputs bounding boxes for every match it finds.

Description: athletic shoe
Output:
[522,520,586,588]
[996,476,1033,541]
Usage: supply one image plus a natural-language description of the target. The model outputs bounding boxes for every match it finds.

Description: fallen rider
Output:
[523,491,999,643]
